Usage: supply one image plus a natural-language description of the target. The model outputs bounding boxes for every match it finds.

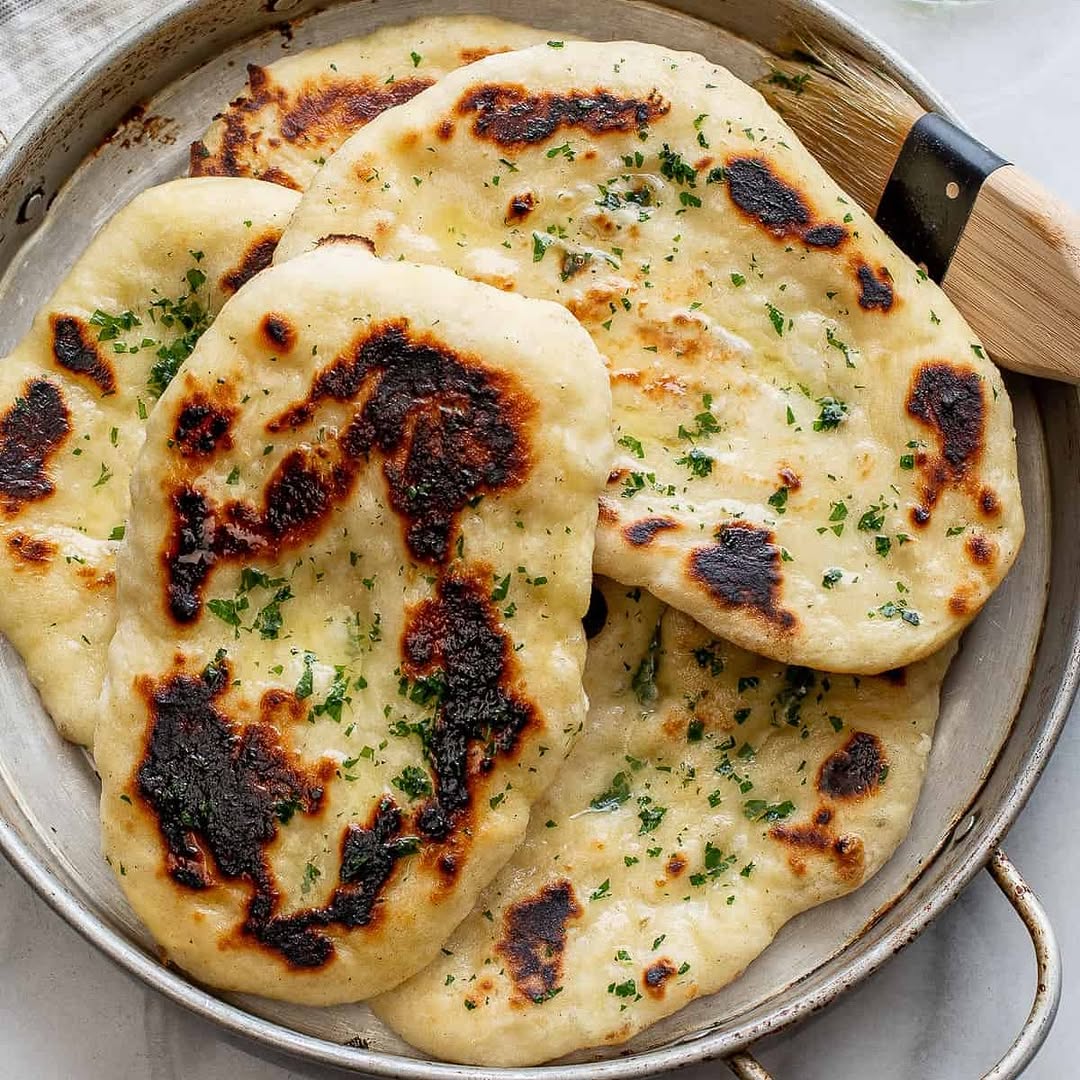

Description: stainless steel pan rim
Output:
[0,1,1076,1077]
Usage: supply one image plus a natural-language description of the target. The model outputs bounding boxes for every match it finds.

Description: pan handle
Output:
[724,847,1061,1080]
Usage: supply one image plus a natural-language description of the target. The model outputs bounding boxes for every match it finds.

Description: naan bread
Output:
[373,577,956,1064]
[276,40,1024,675]
[0,177,298,746]
[96,244,613,1004]
[190,16,556,192]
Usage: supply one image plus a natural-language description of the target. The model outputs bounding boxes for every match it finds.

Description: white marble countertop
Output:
[1,0,1078,1076]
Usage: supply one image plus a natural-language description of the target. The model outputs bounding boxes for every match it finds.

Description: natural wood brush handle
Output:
[945,166,1080,383]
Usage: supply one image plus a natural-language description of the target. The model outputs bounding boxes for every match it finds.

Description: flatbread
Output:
[190,16,557,192]
[0,177,299,746]
[96,244,613,1004]
[372,577,956,1064]
[276,39,1024,675]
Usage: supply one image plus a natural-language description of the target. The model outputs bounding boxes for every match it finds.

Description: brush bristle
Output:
[756,35,925,214]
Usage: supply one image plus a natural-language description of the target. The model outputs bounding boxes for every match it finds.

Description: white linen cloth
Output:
[0,0,161,142]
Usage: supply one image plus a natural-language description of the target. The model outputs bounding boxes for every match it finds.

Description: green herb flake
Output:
[743,799,796,822]
[813,396,848,431]
[392,764,433,800]
[590,879,612,901]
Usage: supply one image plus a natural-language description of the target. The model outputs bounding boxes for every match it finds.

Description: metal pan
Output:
[0,1,1076,1077]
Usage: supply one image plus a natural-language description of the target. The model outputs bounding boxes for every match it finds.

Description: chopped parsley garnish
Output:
[145,270,213,396]
[532,231,554,262]
[637,796,667,834]
[310,665,351,722]
[858,501,886,532]
[90,308,140,341]
[546,142,576,161]
[766,302,786,336]
[675,447,713,478]
[689,841,738,886]
[827,500,848,536]
[392,765,433,800]
[743,799,796,822]
[631,620,662,704]
[295,651,316,699]
[813,396,848,431]
[872,599,921,626]
[590,771,631,811]
[677,393,720,441]
[826,327,855,367]
[300,861,321,896]
[658,144,697,186]
[491,573,511,602]
[618,434,645,458]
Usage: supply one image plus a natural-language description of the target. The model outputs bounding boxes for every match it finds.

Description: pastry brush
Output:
[752,36,1080,384]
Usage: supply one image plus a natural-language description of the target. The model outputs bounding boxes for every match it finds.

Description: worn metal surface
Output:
[726,846,1064,1079]
[0,0,1076,1076]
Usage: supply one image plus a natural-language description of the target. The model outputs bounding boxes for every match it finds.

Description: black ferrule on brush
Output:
[875,112,1008,282]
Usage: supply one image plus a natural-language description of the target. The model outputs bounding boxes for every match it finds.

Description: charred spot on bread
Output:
[172,394,237,457]
[724,157,848,248]
[770,816,865,881]
[315,233,376,253]
[496,880,581,1005]
[6,531,57,564]
[856,264,895,311]
[642,959,677,998]
[260,313,297,352]
[278,76,434,145]
[137,660,425,968]
[688,522,796,630]
[0,379,71,513]
[163,321,534,621]
[268,319,533,565]
[51,315,115,394]
[401,572,535,841]
[190,61,433,184]
[907,363,986,474]
[136,659,323,893]
[817,732,887,800]
[624,516,678,547]
[966,533,996,566]
[455,84,669,147]
[221,232,282,294]
[506,191,537,221]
